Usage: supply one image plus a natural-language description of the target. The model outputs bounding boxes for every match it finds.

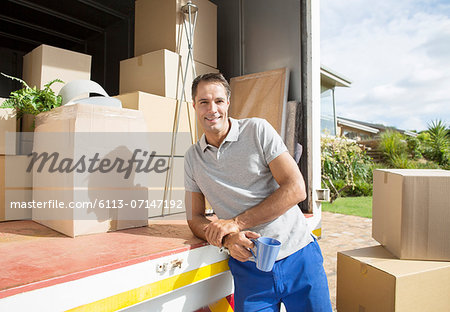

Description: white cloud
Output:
[321,0,450,131]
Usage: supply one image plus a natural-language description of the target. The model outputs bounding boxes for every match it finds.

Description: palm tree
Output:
[427,119,449,166]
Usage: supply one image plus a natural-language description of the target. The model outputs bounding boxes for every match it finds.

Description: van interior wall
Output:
[211,0,301,101]
[86,17,134,96]
[0,17,131,98]
[0,47,25,97]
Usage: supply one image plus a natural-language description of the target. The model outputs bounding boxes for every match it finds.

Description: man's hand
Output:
[205,219,241,247]
[223,231,260,262]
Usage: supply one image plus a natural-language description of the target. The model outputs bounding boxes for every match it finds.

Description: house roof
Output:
[337,118,379,134]
[337,116,418,137]
[320,65,352,88]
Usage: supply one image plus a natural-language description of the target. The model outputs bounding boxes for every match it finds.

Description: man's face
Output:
[193,81,230,136]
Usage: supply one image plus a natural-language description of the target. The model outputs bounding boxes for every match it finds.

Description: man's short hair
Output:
[191,73,231,102]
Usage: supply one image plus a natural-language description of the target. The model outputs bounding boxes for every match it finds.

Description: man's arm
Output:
[205,151,306,246]
[186,190,260,261]
[185,191,211,241]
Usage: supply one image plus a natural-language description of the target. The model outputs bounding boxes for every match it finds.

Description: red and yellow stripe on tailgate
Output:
[67,260,230,312]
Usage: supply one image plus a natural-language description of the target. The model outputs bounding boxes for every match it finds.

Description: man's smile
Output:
[205,115,221,122]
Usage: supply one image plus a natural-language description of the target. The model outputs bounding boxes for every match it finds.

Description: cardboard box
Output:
[147,156,185,218]
[337,245,450,312]
[135,0,217,68]
[145,156,185,218]
[32,188,149,237]
[115,91,196,155]
[120,49,218,102]
[14,114,36,156]
[147,188,185,218]
[372,169,450,261]
[0,155,32,221]
[0,107,17,155]
[23,44,91,95]
[19,113,35,132]
[31,103,150,237]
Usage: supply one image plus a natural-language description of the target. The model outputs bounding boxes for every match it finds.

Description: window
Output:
[320,88,336,136]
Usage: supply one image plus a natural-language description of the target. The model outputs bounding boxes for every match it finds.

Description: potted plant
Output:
[0,73,64,131]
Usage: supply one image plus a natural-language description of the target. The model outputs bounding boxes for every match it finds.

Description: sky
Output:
[320,0,450,131]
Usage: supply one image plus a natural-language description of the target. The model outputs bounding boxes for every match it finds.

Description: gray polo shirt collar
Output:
[199,117,239,152]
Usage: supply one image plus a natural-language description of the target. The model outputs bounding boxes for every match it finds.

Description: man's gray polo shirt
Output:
[184,117,313,260]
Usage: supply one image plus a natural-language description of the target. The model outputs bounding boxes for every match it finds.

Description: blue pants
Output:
[228,239,332,312]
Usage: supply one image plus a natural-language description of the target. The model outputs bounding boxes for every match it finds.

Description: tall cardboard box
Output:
[23,44,91,95]
[337,246,450,312]
[114,92,191,218]
[0,155,32,221]
[135,0,217,68]
[0,105,17,155]
[372,169,450,260]
[120,49,218,102]
[147,156,185,218]
[115,91,196,155]
[32,103,150,237]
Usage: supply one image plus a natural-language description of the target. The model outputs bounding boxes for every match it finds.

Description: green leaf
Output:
[1,73,64,116]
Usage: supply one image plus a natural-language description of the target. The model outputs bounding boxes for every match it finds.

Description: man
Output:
[184,73,332,312]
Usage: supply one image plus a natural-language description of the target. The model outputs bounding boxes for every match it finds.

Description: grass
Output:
[322,196,373,218]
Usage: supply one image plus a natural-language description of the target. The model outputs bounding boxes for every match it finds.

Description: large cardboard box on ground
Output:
[32,103,150,237]
[135,0,217,68]
[230,68,289,140]
[120,49,218,102]
[0,155,32,221]
[115,91,196,155]
[372,169,450,261]
[337,245,450,312]
[23,44,91,95]
[0,106,17,155]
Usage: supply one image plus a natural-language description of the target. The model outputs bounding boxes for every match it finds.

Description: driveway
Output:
[317,212,379,311]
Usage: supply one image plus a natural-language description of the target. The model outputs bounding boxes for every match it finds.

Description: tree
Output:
[426,119,449,166]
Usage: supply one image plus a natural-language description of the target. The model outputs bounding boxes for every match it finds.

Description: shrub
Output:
[321,136,373,202]
[389,154,416,169]
[339,180,373,197]
[413,160,441,169]
[378,130,408,165]
[406,135,423,159]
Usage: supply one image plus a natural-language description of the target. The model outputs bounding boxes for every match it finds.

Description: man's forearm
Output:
[234,181,306,230]
[187,215,211,241]
[204,182,304,247]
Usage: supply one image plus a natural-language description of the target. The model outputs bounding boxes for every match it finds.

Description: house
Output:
[320,65,416,141]
[320,65,351,136]
[337,116,417,141]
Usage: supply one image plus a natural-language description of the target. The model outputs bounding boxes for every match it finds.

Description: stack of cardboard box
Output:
[0,101,32,221]
[2,44,91,223]
[19,44,92,154]
[2,0,220,230]
[118,0,219,218]
[337,169,450,311]
[31,103,149,237]
[121,0,218,101]
[22,44,92,96]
